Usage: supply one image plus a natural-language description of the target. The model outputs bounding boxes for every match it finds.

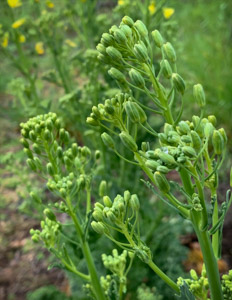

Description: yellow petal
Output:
[65,39,77,48]
[46,1,54,8]
[2,34,9,48]
[118,0,125,5]
[35,42,45,55]
[7,0,22,8]
[148,2,156,15]
[19,34,26,43]
[12,18,26,29]
[163,8,175,19]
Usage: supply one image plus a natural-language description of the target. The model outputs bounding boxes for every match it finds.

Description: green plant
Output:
[20,13,232,300]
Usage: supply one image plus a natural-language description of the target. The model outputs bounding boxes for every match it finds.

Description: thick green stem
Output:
[180,170,223,300]
[66,197,106,300]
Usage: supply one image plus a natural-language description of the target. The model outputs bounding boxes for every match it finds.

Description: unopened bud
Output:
[172,73,185,95]
[27,158,37,171]
[114,29,127,44]
[151,30,163,48]
[134,20,148,37]
[101,33,114,46]
[101,132,115,149]
[134,43,149,62]
[160,59,172,79]
[99,180,107,197]
[182,146,196,158]
[46,163,54,176]
[91,221,106,235]
[119,131,138,152]
[163,42,176,63]
[145,160,160,171]
[129,69,145,88]
[193,84,206,108]
[108,67,126,83]
[44,208,56,222]
[103,196,112,208]
[122,16,134,27]
[106,46,122,61]
[212,130,224,155]
[154,171,170,193]
[130,194,140,210]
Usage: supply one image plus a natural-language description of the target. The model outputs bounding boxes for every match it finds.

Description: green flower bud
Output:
[95,150,101,160]
[158,133,168,144]
[193,84,206,108]
[218,128,227,144]
[27,158,37,171]
[105,104,115,115]
[106,46,122,61]
[86,117,99,126]
[181,135,192,143]
[24,148,34,159]
[99,180,107,197]
[145,160,160,171]
[114,29,127,44]
[160,59,172,79]
[129,69,145,88]
[122,16,134,27]
[124,101,141,123]
[134,43,149,62]
[96,43,106,55]
[156,166,170,174]
[32,143,41,154]
[92,210,103,221]
[151,29,163,48]
[20,138,29,148]
[30,191,42,204]
[56,146,63,159]
[130,194,140,211]
[103,196,112,208]
[47,163,54,176]
[154,171,170,193]
[212,130,224,155]
[172,73,185,95]
[31,235,40,243]
[91,221,106,235]
[106,210,117,223]
[158,151,176,166]
[101,33,114,46]
[44,129,52,142]
[108,67,126,82]
[178,121,190,134]
[141,142,148,152]
[204,122,214,138]
[124,190,131,202]
[101,132,115,149]
[71,143,78,157]
[190,130,202,152]
[120,25,132,39]
[44,208,56,222]
[208,115,217,126]
[182,146,197,158]
[163,42,176,63]
[29,130,37,142]
[119,131,138,152]
[134,20,148,37]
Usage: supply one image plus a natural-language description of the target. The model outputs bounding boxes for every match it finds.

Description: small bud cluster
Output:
[102,249,128,294]
[177,269,209,300]
[137,284,163,300]
[87,93,146,132]
[21,113,98,200]
[30,216,60,248]
[222,270,232,300]
[91,191,139,233]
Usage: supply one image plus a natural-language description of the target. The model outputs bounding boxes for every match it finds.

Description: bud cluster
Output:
[87,92,146,131]
[30,216,60,248]
[20,113,99,200]
[91,191,140,233]
[222,270,232,300]
[177,269,209,300]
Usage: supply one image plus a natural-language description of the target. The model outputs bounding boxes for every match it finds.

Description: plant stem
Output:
[66,197,106,300]
[147,260,180,293]
[180,169,223,300]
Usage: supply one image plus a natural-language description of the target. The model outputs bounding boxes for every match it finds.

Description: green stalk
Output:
[180,169,223,300]
[52,53,71,93]
[66,197,106,300]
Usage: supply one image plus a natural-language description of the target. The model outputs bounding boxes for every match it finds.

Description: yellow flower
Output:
[19,34,26,43]
[148,2,156,15]
[12,18,26,29]
[46,1,54,8]
[2,33,9,48]
[65,39,77,48]
[118,0,125,5]
[35,42,44,55]
[7,0,22,8]
[163,7,175,19]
